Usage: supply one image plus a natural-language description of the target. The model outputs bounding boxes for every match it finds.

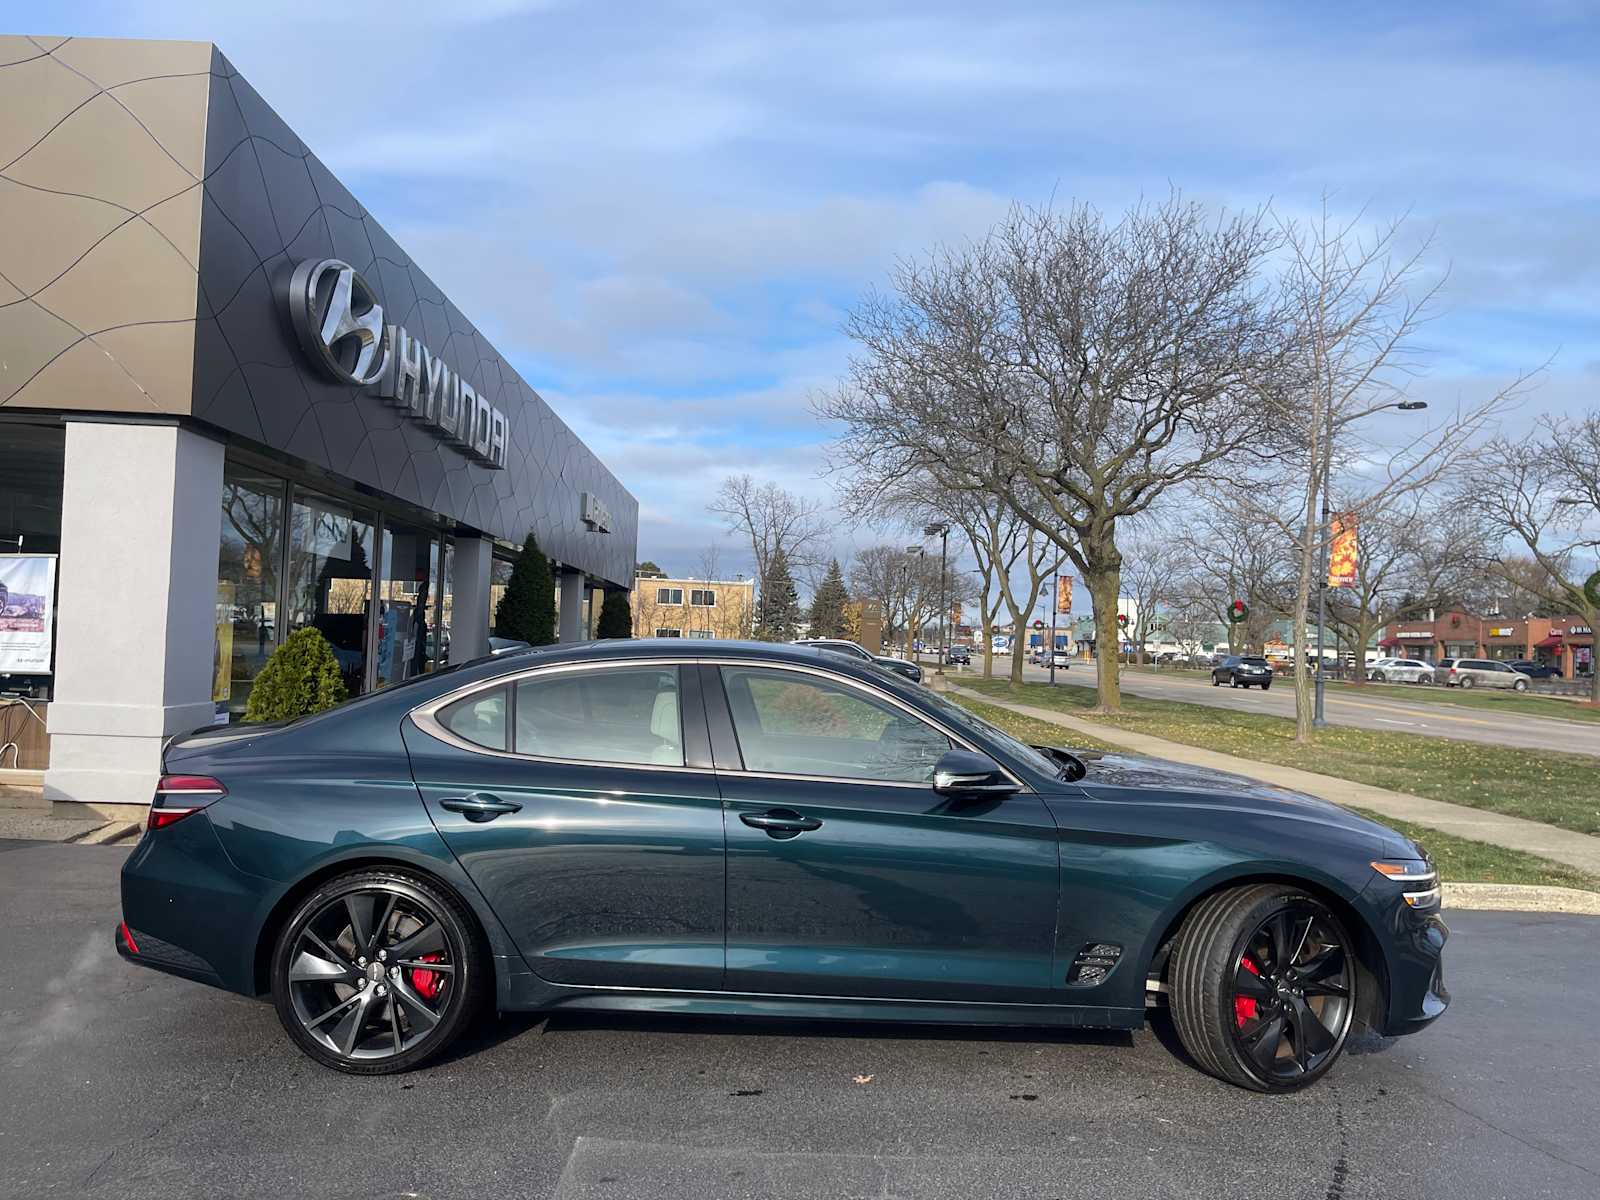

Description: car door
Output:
[404,660,726,991]
[707,662,1060,1003]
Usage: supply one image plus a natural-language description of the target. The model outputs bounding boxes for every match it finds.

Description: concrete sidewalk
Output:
[953,685,1600,878]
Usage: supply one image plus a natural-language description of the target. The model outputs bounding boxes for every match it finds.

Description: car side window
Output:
[437,685,509,751]
[720,666,950,783]
[514,666,684,766]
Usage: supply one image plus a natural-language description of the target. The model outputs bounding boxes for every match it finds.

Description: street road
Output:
[989,660,1600,757]
[4,838,1597,1200]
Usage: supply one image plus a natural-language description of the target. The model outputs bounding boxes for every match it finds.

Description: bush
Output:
[596,589,633,638]
[494,532,557,645]
[244,627,349,722]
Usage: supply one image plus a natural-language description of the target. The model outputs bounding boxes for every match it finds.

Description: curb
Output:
[69,821,142,846]
[1442,882,1600,915]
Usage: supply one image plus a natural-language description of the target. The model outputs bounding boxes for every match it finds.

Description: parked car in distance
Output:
[1050,649,1071,669]
[1508,660,1559,679]
[1433,658,1530,691]
[117,638,1446,1092]
[794,638,923,684]
[1366,658,1432,684]
[945,644,972,666]
[1211,655,1274,689]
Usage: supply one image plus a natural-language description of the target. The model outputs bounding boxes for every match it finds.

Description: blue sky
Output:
[12,1,1599,596]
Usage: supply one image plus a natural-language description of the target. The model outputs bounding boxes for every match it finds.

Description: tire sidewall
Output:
[270,869,482,1074]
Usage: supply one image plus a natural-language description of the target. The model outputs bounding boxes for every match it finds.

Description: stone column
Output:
[44,423,224,817]
[558,568,585,643]
[449,535,493,663]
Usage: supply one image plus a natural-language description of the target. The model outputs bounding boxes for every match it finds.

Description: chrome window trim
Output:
[407,655,1030,792]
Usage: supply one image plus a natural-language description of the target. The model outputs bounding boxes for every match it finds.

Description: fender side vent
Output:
[1066,942,1122,986]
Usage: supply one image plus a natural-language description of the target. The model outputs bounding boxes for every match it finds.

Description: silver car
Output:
[1367,657,1432,684]
[1434,657,1530,691]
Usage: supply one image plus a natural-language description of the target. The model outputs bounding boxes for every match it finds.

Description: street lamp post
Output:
[923,522,951,674]
[1313,398,1429,727]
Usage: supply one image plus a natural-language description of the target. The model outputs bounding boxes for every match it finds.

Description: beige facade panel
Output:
[0,35,205,415]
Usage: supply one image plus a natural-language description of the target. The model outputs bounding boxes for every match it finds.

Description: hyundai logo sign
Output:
[284,258,508,469]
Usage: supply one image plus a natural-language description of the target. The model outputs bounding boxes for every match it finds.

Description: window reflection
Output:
[216,468,283,719]
[376,523,438,689]
[286,494,374,696]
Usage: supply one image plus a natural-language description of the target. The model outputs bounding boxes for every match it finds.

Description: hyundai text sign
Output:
[285,259,508,469]
[581,492,613,533]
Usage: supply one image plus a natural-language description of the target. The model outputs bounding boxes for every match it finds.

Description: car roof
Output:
[498,637,873,670]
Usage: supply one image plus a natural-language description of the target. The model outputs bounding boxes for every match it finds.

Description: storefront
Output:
[0,36,637,813]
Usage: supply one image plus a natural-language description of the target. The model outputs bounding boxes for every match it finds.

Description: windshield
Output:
[915,688,1061,778]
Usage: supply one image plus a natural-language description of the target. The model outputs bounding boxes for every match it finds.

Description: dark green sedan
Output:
[118,640,1447,1092]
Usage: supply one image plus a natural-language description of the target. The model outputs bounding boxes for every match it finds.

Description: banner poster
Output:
[1056,575,1073,614]
[1328,513,1359,589]
[0,554,57,676]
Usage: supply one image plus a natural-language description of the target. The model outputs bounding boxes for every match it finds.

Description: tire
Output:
[1459,675,1475,690]
[1261,681,1271,690]
[1514,677,1528,692]
[1212,675,1221,687]
[1169,884,1357,1092]
[1372,671,1386,683]
[270,867,488,1075]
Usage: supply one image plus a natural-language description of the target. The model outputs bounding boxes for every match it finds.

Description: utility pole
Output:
[924,522,950,675]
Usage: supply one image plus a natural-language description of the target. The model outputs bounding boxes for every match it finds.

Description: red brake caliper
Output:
[408,952,447,1001]
[1234,956,1261,1027]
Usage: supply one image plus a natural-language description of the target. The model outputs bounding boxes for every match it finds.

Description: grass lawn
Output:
[951,690,1600,892]
[957,678,1600,838]
[1323,678,1600,722]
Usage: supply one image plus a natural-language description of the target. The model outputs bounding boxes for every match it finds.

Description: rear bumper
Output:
[115,919,225,989]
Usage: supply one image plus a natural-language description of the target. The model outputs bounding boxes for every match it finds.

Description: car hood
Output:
[1067,749,1408,852]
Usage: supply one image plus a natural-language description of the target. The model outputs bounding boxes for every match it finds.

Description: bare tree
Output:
[710,475,830,629]
[1466,412,1600,702]
[1235,198,1529,739]
[1323,491,1486,680]
[1121,532,1184,664]
[1175,494,1295,653]
[821,194,1298,712]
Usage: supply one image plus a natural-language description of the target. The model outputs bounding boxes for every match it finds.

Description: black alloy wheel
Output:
[271,869,484,1074]
[1170,885,1357,1092]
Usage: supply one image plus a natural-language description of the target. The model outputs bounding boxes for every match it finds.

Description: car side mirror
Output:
[932,749,1020,799]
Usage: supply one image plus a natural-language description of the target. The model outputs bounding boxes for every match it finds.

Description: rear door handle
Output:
[740,809,822,838]
[439,793,522,822]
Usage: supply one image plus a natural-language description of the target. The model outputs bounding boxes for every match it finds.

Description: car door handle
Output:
[740,809,822,837]
[439,793,522,822]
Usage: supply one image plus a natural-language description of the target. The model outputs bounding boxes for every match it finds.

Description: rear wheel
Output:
[1169,885,1356,1092]
[1459,675,1475,690]
[271,868,487,1074]
[1212,675,1221,687]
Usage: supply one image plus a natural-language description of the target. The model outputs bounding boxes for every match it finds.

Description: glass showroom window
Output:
[216,466,285,720]
[286,492,375,697]
[489,555,514,633]
[436,538,454,668]
[376,522,439,689]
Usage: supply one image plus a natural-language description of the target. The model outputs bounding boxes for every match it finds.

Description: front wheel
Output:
[1169,885,1356,1092]
[1513,677,1529,692]
[271,868,487,1074]
[1261,681,1272,690]
[1372,671,1386,683]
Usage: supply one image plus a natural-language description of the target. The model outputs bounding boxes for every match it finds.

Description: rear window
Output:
[1439,659,1455,668]
[1241,657,1269,666]
[438,686,509,750]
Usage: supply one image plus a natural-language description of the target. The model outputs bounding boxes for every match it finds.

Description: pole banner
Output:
[1056,575,1072,615]
[1328,513,1359,589]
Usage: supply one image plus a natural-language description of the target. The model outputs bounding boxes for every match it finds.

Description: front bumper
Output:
[1378,905,1450,1036]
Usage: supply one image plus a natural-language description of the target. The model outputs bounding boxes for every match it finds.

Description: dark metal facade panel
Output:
[188,46,636,586]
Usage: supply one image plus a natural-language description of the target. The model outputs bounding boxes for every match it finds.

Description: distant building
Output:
[631,576,755,639]
[1379,611,1593,678]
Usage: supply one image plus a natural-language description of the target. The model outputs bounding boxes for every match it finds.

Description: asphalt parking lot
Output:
[3,839,1597,1200]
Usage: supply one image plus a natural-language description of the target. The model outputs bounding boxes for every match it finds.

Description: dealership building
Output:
[0,36,638,815]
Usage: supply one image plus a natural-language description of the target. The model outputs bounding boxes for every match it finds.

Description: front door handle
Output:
[439,793,522,822]
[740,809,822,838]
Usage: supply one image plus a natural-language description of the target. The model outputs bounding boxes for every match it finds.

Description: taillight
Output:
[148,774,226,831]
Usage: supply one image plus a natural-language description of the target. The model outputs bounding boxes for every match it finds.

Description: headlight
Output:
[1371,859,1440,908]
